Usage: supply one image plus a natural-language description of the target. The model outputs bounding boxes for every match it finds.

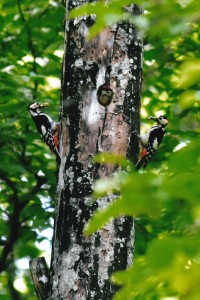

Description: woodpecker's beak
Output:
[40,102,49,108]
[148,116,158,122]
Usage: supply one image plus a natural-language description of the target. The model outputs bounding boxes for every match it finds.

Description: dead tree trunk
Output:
[48,2,142,299]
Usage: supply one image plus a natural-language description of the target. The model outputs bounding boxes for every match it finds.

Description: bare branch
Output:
[29,257,49,300]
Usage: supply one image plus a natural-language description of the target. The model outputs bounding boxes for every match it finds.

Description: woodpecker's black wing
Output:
[135,126,166,170]
[148,125,165,148]
[32,114,60,162]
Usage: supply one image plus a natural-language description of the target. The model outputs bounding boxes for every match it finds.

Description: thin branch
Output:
[0,167,47,273]
[17,0,38,98]
[29,257,49,300]
[0,173,18,194]
[18,141,48,189]
[7,266,21,300]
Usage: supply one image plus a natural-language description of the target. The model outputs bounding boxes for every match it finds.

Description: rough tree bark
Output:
[47,1,142,299]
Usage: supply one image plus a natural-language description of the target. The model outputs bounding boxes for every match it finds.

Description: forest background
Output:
[0,0,200,299]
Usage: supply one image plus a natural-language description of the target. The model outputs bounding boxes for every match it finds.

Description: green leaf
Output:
[173,60,200,88]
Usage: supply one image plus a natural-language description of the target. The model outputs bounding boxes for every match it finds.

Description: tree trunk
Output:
[48,2,142,299]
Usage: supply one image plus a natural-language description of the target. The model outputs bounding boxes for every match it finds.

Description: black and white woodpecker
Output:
[28,102,61,163]
[97,84,113,107]
[135,115,169,170]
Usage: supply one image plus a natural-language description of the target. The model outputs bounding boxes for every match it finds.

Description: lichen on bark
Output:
[48,1,143,299]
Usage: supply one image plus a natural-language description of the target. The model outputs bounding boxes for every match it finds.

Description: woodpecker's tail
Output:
[48,140,61,164]
[42,129,61,164]
[56,153,61,164]
[135,156,146,170]
[50,143,61,164]
[135,147,155,170]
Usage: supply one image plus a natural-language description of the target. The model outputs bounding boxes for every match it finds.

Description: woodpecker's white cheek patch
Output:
[153,138,158,149]
[161,119,168,125]
[41,125,47,136]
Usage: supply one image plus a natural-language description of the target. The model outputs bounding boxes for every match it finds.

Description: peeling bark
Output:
[48,1,142,299]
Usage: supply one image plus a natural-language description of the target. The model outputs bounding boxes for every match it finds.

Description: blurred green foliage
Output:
[0,0,64,298]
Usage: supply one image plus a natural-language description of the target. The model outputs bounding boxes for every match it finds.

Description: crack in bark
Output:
[48,2,142,298]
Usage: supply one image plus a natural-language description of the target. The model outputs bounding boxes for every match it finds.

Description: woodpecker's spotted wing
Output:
[33,113,60,163]
[136,116,168,170]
